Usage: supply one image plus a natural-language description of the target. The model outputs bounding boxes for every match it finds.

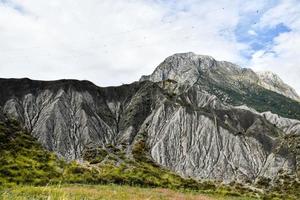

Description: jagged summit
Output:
[166,52,216,61]
[141,52,299,102]
[141,52,254,84]
[257,71,300,101]
[257,71,283,82]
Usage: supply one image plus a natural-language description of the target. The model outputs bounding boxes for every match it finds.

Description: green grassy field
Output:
[0,184,257,200]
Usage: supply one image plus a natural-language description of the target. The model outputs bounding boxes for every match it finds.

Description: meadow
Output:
[0,184,257,200]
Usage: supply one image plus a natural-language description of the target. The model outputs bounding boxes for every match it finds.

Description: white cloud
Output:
[0,0,246,86]
[249,0,300,94]
[248,30,257,36]
[0,0,299,95]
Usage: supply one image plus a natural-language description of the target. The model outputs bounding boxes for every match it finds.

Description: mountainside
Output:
[141,52,300,120]
[1,52,300,186]
[257,71,300,102]
[0,115,64,185]
[0,113,222,194]
[0,79,163,160]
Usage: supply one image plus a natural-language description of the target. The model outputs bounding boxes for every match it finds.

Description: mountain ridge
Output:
[141,52,300,102]
[257,71,300,101]
[0,52,299,186]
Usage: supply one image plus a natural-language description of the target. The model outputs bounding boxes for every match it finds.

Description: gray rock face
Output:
[0,79,161,160]
[257,71,300,102]
[1,53,300,183]
[262,111,300,135]
[140,52,258,87]
[141,52,300,102]
[143,85,297,182]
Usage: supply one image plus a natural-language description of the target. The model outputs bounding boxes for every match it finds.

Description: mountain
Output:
[141,53,300,103]
[0,52,300,186]
[0,113,216,191]
[257,71,300,102]
[141,52,300,120]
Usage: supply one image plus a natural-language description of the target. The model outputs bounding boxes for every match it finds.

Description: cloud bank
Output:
[0,0,299,94]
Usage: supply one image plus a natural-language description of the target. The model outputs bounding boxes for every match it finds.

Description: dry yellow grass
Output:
[0,184,256,200]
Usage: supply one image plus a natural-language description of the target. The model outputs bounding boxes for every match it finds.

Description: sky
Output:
[0,0,299,94]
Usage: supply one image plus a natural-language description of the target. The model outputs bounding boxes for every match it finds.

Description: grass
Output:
[0,119,64,186]
[0,118,299,200]
[0,184,257,200]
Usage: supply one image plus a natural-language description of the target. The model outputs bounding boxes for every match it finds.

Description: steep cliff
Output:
[0,79,164,160]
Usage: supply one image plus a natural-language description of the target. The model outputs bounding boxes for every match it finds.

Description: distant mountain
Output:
[0,52,299,186]
[257,71,300,102]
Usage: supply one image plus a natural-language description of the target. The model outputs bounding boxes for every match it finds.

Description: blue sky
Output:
[234,3,292,60]
[237,22,291,59]
[0,0,299,94]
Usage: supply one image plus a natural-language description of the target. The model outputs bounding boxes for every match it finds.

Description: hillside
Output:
[0,115,261,199]
[0,53,300,199]
[0,115,209,189]
[0,116,299,199]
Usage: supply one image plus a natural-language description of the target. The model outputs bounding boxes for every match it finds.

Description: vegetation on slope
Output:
[69,134,217,191]
[205,79,300,120]
[0,118,64,186]
[0,117,299,199]
[0,118,254,198]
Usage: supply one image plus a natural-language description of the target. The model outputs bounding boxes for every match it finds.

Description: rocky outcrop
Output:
[1,53,300,183]
[141,52,300,102]
[0,79,163,160]
[141,52,300,121]
[257,71,300,102]
[140,52,259,87]
[141,85,297,182]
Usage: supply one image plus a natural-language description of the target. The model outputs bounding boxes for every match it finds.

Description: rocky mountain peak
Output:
[140,52,226,86]
[141,52,299,102]
[257,71,300,101]
[165,52,216,62]
[140,52,252,83]
[257,71,283,82]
